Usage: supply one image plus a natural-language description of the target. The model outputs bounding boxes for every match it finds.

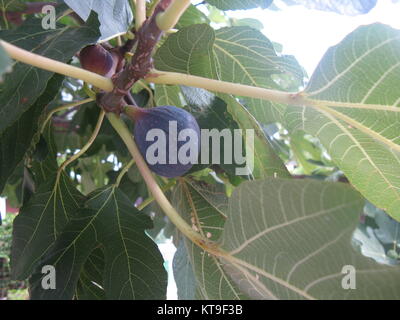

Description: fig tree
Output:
[126,105,201,178]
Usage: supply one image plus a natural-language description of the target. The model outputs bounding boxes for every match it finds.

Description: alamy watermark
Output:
[143,121,255,176]
[41,265,56,290]
[41,5,56,30]
[341,265,356,290]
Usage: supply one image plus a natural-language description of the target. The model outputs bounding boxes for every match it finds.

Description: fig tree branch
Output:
[97,0,176,113]
[1,39,311,110]
[1,0,304,112]
[0,40,114,92]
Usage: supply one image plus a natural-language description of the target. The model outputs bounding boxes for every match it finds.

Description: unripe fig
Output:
[127,105,201,178]
[79,45,117,77]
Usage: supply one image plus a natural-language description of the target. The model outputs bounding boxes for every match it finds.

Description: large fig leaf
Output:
[286,23,400,221]
[155,24,303,124]
[219,179,400,299]
[11,126,85,279]
[29,186,167,300]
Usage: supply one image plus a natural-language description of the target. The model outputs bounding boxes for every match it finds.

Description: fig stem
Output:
[147,69,307,107]
[107,113,208,247]
[83,83,97,100]
[115,159,136,187]
[137,179,176,211]
[147,0,160,17]
[58,111,105,173]
[2,39,307,112]
[135,0,147,30]
[123,105,142,120]
[156,0,191,31]
[124,91,138,106]
[0,40,114,92]
[40,97,94,134]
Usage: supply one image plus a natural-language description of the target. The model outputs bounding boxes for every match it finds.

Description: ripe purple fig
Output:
[126,105,201,178]
[79,45,117,77]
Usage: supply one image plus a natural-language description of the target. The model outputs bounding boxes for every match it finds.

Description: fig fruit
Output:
[127,105,201,178]
[79,45,117,77]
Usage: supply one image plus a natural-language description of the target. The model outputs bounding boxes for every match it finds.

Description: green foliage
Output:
[0,0,399,300]
[0,13,100,136]
[221,179,399,299]
[287,23,400,220]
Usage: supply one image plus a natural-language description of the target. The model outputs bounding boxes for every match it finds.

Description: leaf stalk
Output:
[0,40,113,92]
[106,113,208,247]
[156,0,191,31]
[147,70,306,106]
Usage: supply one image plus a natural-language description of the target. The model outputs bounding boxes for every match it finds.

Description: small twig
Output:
[120,38,137,54]
[1,40,113,92]
[115,159,136,187]
[58,111,105,173]
[147,0,161,17]
[124,91,138,106]
[156,0,191,31]
[116,36,122,47]
[40,98,94,133]
[137,180,176,210]
[135,0,147,30]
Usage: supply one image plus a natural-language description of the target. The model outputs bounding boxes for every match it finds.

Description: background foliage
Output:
[0,0,399,300]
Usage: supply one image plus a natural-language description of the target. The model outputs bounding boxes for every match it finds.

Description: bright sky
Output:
[227,0,400,76]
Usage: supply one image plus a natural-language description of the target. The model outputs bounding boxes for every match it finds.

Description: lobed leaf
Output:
[155,24,304,123]
[220,179,400,299]
[29,186,168,300]
[11,125,85,280]
[286,23,400,221]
